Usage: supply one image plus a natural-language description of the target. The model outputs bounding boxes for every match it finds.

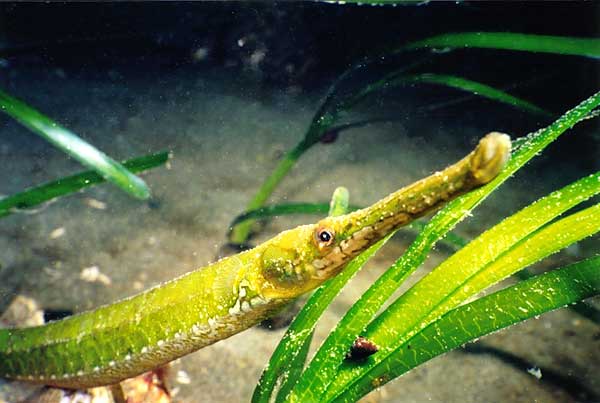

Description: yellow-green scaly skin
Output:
[0,133,511,389]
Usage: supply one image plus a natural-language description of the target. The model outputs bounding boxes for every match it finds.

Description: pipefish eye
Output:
[315,227,335,247]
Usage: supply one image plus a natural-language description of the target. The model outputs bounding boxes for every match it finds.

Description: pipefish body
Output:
[0,133,511,389]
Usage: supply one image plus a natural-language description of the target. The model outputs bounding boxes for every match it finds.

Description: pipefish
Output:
[0,132,511,389]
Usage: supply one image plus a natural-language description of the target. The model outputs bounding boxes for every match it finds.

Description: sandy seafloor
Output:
[0,63,598,403]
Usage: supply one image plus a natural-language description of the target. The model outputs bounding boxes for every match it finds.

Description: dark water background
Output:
[0,2,599,402]
[2,2,599,170]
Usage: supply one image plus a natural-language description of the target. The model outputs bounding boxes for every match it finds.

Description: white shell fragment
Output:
[80,266,112,286]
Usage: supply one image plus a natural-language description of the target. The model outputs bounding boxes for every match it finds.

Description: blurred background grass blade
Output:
[228,202,363,229]
[335,256,600,402]
[229,62,550,245]
[227,58,429,245]
[0,89,152,199]
[231,32,600,245]
[227,65,348,244]
[0,151,169,219]
[286,91,600,403]
[229,203,338,229]
[344,72,551,117]
[327,186,349,216]
[227,142,306,244]
[386,73,552,117]
[403,32,600,58]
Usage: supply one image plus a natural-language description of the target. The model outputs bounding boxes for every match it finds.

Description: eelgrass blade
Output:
[422,202,600,326]
[273,330,314,403]
[396,73,551,117]
[403,32,600,59]
[0,151,169,218]
[0,89,151,199]
[252,236,393,403]
[344,73,551,117]
[228,57,431,245]
[336,255,600,402]
[252,189,393,403]
[333,198,600,402]
[229,203,465,250]
[228,144,306,243]
[328,187,350,217]
[405,218,600,326]
[363,171,600,341]
[272,188,352,403]
[228,203,349,230]
[285,91,600,403]
[229,200,599,335]
[232,32,600,245]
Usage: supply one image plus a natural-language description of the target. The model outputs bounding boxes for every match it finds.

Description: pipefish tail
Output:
[0,132,511,389]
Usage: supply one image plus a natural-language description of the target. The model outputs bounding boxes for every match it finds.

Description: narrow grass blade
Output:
[252,189,390,403]
[230,200,599,330]
[286,91,600,403]
[228,57,430,245]
[365,171,600,344]
[328,187,350,217]
[0,151,169,218]
[232,32,600,244]
[424,203,600,324]
[273,330,314,403]
[228,144,306,243]
[345,73,551,117]
[229,203,465,251]
[229,203,335,230]
[337,199,600,402]
[252,235,393,403]
[228,203,363,229]
[399,74,551,116]
[403,32,600,59]
[411,219,600,325]
[336,256,600,402]
[0,89,151,199]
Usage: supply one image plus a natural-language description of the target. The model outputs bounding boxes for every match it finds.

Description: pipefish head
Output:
[258,218,364,299]
[257,211,405,299]
[258,132,511,299]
